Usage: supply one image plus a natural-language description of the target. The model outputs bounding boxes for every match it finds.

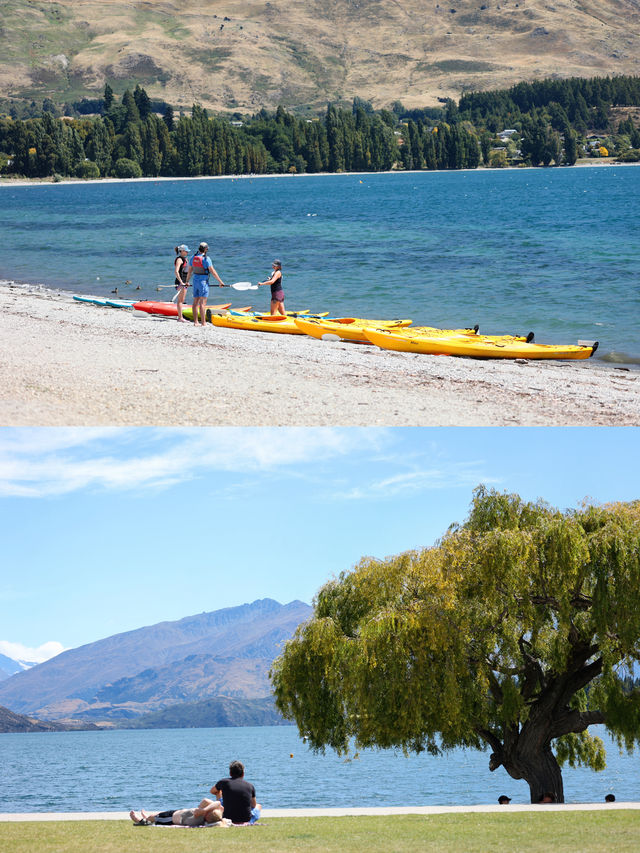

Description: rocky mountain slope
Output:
[0,704,99,732]
[122,695,289,728]
[0,704,63,732]
[2,0,640,112]
[0,598,311,721]
[0,652,35,681]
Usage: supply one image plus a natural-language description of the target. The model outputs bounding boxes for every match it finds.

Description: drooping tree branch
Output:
[550,709,606,739]
[518,635,546,700]
[557,655,603,709]
[475,726,507,772]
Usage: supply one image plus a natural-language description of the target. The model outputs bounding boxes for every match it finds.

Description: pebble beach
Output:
[1,283,638,427]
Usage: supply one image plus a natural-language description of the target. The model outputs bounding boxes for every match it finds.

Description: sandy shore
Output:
[1,284,637,426]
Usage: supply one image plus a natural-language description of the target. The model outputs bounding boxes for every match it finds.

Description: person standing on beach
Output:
[187,242,225,326]
[210,760,261,824]
[257,259,284,316]
[174,244,190,322]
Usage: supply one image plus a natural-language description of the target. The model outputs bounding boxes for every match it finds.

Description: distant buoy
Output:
[290,753,293,758]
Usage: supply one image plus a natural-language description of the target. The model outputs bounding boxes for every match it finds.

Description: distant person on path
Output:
[498,795,511,804]
[174,244,190,322]
[187,241,225,326]
[129,798,222,826]
[257,259,284,316]
[210,759,261,824]
[605,793,616,802]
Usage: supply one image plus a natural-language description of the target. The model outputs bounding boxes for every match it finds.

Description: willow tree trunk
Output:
[503,742,565,804]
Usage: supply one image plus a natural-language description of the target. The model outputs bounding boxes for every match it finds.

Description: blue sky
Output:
[0,427,637,661]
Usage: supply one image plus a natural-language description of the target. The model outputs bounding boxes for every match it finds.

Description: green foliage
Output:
[564,130,578,165]
[113,157,142,178]
[103,84,114,113]
[617,148,640,162]
[5,76,640,180]
[75,160,100,179]
[272,488,640,799]
[555,730,606,770]
[489,150,508,168]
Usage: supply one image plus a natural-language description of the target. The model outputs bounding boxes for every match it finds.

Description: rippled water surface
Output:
[1,167,639,364]
[0,725,636,811]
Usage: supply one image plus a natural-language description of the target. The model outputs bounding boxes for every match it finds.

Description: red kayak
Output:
[133,301,232,317]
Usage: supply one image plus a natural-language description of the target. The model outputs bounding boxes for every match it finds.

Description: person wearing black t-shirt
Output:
[210,759,261,824]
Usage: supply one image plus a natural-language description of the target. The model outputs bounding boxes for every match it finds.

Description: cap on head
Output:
[177,244,189,252]
[272,259,282,268]
[498,795,511,804]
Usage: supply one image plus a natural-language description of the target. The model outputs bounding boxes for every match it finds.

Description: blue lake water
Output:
[0,725,636,811]
[1,167,639,365]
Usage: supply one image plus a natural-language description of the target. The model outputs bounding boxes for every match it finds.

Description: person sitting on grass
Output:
[129,798,222,827]
[210,759,262,824]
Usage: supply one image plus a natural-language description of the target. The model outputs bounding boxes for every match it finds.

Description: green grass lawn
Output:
[1,812,639,853]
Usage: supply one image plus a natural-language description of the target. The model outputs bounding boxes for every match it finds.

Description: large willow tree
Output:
[271,488,640,803]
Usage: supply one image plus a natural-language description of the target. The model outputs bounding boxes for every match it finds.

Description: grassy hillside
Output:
[2,0,640,111]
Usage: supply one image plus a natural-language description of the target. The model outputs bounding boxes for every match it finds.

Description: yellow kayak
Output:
[208,312,307,334]
[227,309,329,319]
[364,328,598,360]
[390,325,533,343]
[293,316,413,342]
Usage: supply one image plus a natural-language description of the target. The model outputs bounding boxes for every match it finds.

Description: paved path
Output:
[2,803,639,821]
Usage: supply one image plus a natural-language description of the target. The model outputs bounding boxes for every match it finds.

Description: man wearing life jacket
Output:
[187,241,225,326]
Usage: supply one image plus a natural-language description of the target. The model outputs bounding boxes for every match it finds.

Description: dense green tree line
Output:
[3,75,640,178]
[0,85,482,179]
[454,75,640,166]
[459,76,640,131]
[398,118,480,170]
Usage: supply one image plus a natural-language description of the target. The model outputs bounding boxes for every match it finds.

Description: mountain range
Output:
[0,652,37,681]
[0,598,311,724]
[2,0,640,113]
[0,704,100,733]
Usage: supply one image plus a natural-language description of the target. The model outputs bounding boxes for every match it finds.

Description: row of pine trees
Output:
[2,76,640,179]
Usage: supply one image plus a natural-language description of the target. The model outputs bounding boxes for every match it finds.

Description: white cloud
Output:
[343,463,501,500]
[0,640,66,664]
[0,428,387,498]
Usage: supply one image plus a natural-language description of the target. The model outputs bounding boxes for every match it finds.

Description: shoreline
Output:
[0,284,640,426]
[0,160,632,189]
[1,283,638,426]
[2,802,640,820]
